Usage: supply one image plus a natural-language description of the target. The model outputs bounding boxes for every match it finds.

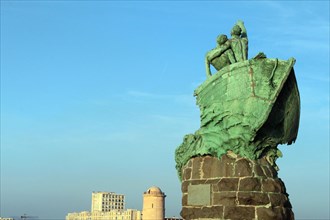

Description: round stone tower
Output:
[142,186,166,220]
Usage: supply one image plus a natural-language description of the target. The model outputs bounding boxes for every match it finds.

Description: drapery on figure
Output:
[205,20,248,77]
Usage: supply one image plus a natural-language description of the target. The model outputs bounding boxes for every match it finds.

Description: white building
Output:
[92,192,125,212]
[66,209,141,220]
[66,191,141,220]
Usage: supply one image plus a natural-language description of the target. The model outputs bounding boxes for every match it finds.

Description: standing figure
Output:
[230,20,248,62]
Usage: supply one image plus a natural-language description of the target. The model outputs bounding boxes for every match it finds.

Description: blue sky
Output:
[1,1,329,219]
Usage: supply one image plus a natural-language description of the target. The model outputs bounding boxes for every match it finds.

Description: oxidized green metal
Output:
[175,56,300,179]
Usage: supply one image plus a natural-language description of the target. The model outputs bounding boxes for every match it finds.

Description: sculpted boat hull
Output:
[175,57,300,178]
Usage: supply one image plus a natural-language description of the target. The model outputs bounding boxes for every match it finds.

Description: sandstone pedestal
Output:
[180,154,294,220]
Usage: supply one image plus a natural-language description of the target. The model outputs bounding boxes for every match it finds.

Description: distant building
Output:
[92,191,125,212]
[142,186,166,220]
[66,191,141,220]
[0,218,14,220]
[66,209,141,220]
[66,187,182,220]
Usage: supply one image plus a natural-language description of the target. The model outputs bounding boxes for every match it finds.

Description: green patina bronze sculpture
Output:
[175,20,300,179]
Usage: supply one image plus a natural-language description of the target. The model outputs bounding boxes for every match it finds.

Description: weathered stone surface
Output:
[239,177,261,191]
[224,206,255,219]
[283,207,295,220]
[257,207,283,220]
[218,178,239,191]
[192,157,203,179]
[205,179,220,185]
[183,167,192,180]
[201,206,224,218]
[268,165,278,178]
[237,192,269,206]
[189,179,207,185]
[258,157,270,166]
[203,156,224,178]
[254,164,266,177]
[269,193,292,208]
[181,207,200,219]
[182,194,188,206]
[234,158,253,177]
[181,181,189,193]
[257,207,294,220]
[181,155,294,219]
[187,159,193,168]
[262,166,272,177]
[213,192,237,206]
[212,183,219,193]
[262,178,283,193]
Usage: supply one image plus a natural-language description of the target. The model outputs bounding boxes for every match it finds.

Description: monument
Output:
[175,20,300,220]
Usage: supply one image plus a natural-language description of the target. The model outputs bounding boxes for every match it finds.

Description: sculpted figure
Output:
[230,20,248,62]
[205,34,236,77]
[205,20,248,77]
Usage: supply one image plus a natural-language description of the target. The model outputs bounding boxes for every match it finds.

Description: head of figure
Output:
[231,25,242,36]
[216,34,228,45]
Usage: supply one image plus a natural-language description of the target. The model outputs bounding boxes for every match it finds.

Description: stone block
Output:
[212,183,219,193]
[237,192,270,206]
[224,206,255,219]
[258,157,270,166]
[257,207,294,220]
[181,181,189,193]
[200,206,224,218]
[269,193,292,208]
[254,164,266,177]
[261,166,272,177]
[183,167,192,180]
[283,208,295,220]
[182,194,188,206]
[262,178,283,193]
[181,207,201,219]
[190,179,207,185]
[181,206,225,219]
[205,179,220,185]
[218,178,239,191]
[192,157,203,179]
[203,155,234,178]
[256,207,283,220]
[239,177,261,191]
[202,156,218,178]
[213,192,237,206]
[186,159,193,168]
[234,158,253,177]
[268,165,278,178]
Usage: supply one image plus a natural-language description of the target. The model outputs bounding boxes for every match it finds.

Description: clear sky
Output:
[1,1,329,219]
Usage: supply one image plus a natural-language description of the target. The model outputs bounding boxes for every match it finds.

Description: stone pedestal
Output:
[180,154,294,220]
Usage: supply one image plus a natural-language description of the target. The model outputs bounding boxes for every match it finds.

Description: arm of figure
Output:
[206,43,230,61]
[236,20,247,39]
[205,57,212,78]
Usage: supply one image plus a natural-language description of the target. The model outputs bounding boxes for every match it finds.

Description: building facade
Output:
[66,209,141,220]
[91,192,125,212]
